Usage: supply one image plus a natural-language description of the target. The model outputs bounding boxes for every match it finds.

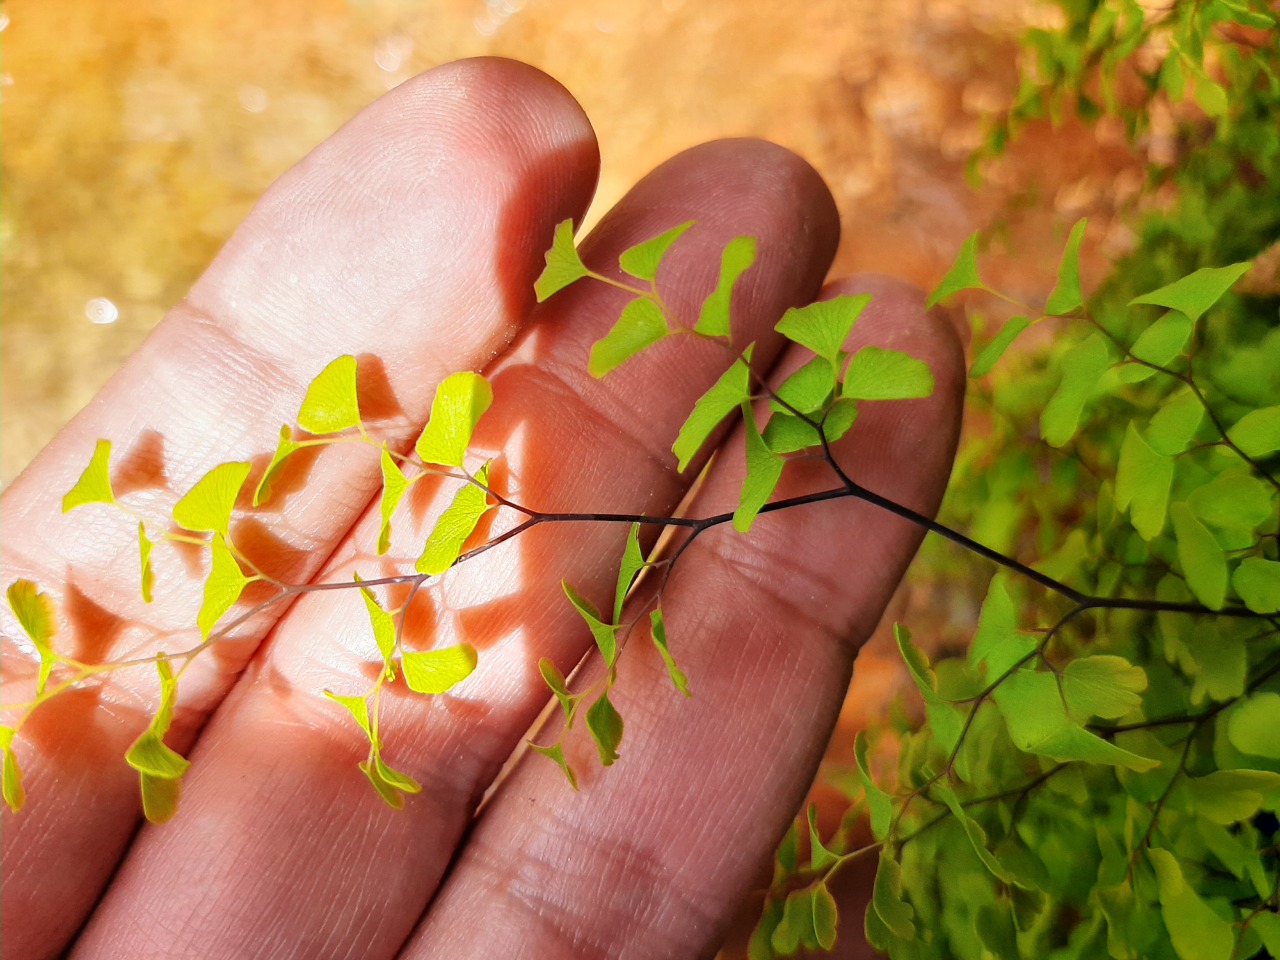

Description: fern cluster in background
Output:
[749,3,1280,958]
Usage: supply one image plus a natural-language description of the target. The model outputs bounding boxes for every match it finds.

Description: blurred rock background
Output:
[1,0,1140,487]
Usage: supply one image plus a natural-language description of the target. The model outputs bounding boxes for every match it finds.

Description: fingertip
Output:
[188,55,602,388]
[397,57,601,230]
[589,138,840,292]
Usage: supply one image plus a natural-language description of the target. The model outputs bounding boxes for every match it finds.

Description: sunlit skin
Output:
[0,58,963,959]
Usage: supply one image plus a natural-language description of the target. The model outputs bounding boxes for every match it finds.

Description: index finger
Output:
[0,58,598,958]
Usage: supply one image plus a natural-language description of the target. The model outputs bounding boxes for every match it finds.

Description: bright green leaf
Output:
[734,403,785,533]
[1115,423,1174,540]
[995,668,1159,770]
[172,461,251,538]
[151,654,179,733]
[774,356,835,415]
[1226,405,1280,458]
[534,219,589,301]
[969,575,1035,678]
[1044,218,1088,315]
[253,425,300,506]
[927,231,985,307]
[356,577,398,668]
[197,535,250,639]
[562,580,619,669]
[1129,262,1251,322]
[819,399,859,445]
[297,355,361,435]
[538,657,579,727]
[1041,334,1112,446]
[806,804,839,871]
[588,297,669,378]
[1147,848,1233,960]
[373,755,422,796]
[650,607,690,697]
[138,522,154,604]
[530,741,578,790]
[62,438,116,511]
[1170,502,1227,610]
[415,371,494,469]
[324,690,373,741]
[585,690,623,766]
[401,644,477,695]
[1194,76,1229,117]
[672,345,754,472]
[125,729,191,780]
[7,579,57,696]
[970,315,1032,378]
[1187,469,1275,530]
[896,624,963,752]
[1061,655,1147,721]
[1233,558,1280,613]
[812,883,838,951]
[1145,389,1204,455]
[1228,692,1280,759]
[855,731,893,839]
[1160,51,1186,101]
[7,579,56,652]
[842,347,934,401]
[1184,770,1280,824]
[1129,311,1193,368]
[934,784,1023,885]
[618,221,692,282]
[764,399,856,454]
[695,235,756,337]
[415,463,492,576]
[762,412,819,455]
[125,657,188,802]
[139,773,182,824]
[359,757,409,809]
[614,522,644,625]
[377,446,412,555]
[1,739,24,813]
[775,294,870,365]
[772,887,820,954]
[871,853,916,941]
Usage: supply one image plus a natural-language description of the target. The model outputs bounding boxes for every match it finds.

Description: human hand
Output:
[1,58,963,959]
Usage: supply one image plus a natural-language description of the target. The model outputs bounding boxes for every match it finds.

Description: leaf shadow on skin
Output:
[246,438,324,507]
[390,584,438,653]
[354,352,404,424]
[228,515,318,587]
[112,429,168,497]
[63,580,131,665]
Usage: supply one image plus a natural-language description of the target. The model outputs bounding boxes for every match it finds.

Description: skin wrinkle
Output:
[697,524,848,638]
[472,823,669,960]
